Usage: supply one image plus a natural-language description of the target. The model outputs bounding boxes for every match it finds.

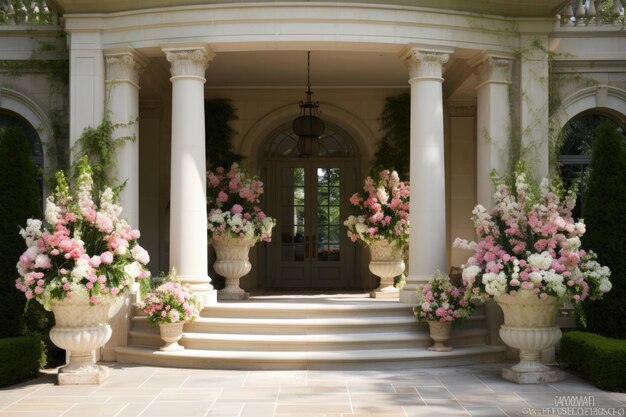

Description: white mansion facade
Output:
[1,0,625,366]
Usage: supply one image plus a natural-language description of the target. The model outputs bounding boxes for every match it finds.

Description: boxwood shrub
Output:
[0,335,45,387]
[560,331,626,392]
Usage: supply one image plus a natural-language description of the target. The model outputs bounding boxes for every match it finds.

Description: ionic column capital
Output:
[401,46,450,82]
[162,45,215,81]
[471,55,513,89]
[104,49,147,89]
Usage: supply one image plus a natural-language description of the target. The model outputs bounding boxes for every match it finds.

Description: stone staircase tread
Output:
[116,344,507,366]
[129,328,488,343]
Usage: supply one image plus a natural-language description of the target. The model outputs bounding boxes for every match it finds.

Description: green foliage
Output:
[205,98,242,170]
[371,93,410,178]
[0,336,45,387]
[561,331,626,392]
[581,122,626,338]
[72,115,135,194]
[21,300,62,365]
[0,127,41,338]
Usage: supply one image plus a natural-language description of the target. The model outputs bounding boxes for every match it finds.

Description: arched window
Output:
[559,113,626,218]
[0,109,44,198]
[264,124,356,158]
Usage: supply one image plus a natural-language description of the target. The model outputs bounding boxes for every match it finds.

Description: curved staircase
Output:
[115,295,506,370]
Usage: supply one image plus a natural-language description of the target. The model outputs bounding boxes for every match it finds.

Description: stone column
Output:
[162,45,217,305]
[104,48,146,229]
[399,46,451,304]
[470,55,513,207]
[100,49,146,361]
[469,55,513,346]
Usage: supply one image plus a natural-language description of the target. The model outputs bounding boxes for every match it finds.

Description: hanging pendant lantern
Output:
[293,51,325,157]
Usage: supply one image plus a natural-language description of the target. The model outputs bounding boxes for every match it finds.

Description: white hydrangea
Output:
[44,198,60,225]
[563,237,581,252]
[131,245,150,265]
[482,272,507,296]
[599,278,612,293]
[376,186,389,205]
[543,270,566,297]
[71,257,91,283]
[528,251,553,270]
[124,261,142,279]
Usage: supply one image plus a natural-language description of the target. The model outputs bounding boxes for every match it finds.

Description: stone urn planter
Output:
[212,235,257,300]
[158,322,185,351]
[368,240,405,298]
[49,297,112,385]
[496,291,564,383]
[426,320,453,352]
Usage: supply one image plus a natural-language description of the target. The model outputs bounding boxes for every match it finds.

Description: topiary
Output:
[0,126,42,338]
[371,93,410,179]
[204,98,242,171]
[581,121,626,338]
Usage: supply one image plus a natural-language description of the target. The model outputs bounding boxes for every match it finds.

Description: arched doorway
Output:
[558,112,626,218]
[0,109,44,200]
[260,123,361,290]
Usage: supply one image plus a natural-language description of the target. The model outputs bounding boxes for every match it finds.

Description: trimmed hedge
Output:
[0,335,45,387]
[560,331,626,392]
[0,126,41,338]
[582,122,626,338]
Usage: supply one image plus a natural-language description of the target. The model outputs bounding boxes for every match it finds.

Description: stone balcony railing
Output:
[0,0,57,25]
[558,0,625,26]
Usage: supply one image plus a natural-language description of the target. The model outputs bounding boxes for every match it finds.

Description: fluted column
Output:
[470,54,513,207]
[162,44,216,305]
[104,48,146,228]
[399,46,451,304]
[101,49,146,361]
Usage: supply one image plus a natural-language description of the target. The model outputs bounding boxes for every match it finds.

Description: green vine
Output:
[71,114,135,195]
[0,31,69,181]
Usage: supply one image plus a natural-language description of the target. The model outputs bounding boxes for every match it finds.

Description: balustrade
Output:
[559,0,624,27]
[1,0,56,25]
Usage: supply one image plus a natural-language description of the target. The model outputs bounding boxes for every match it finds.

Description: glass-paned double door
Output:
[264,160,357,289]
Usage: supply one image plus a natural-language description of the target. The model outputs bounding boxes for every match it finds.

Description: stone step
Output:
[115,344,507,370]
[128,327,489,351]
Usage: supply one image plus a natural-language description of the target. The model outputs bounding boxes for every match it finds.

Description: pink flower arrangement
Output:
[141,279,201,324]
[414,271,472,323]
[454,163,611,302]
[15,156,150,310]
[207,163,275,242]
[344,170,410,247]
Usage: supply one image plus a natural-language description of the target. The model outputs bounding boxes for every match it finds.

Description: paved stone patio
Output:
[0,362,623,417]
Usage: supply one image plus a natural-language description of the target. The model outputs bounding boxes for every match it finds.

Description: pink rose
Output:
[231,204,243,214]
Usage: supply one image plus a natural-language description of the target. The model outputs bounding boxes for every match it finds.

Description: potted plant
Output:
[15,156,150,385]
[141,277,202,351]
[414,271,472,351]
[344,169,409,298]
[207,163,276,299]
[454,162,612,383]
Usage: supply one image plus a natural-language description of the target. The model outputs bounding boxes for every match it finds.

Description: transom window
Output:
[264,125,356,158]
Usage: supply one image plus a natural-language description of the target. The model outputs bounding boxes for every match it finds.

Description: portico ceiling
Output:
[50,0,567,18]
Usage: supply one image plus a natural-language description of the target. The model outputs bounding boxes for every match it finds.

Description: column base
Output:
[502,367,564,384]
[58,364,110,385]
[370,285,399,299]
[196,289,217,306]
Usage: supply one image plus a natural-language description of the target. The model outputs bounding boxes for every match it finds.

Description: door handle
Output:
[304,235,309,259]
[311,234,317,259]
